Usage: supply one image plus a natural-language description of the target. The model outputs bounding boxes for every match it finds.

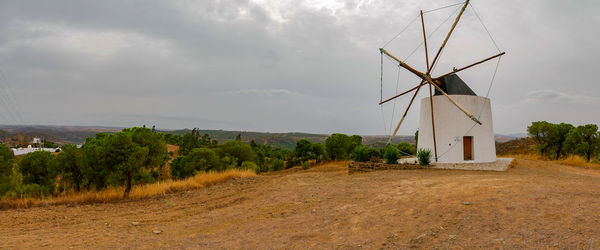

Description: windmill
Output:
[380,0,505,163]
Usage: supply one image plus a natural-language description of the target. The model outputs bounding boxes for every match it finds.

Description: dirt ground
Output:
[2,159,600,249]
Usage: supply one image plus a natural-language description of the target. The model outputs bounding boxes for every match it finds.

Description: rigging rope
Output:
[423,1,466,14]
[469,3,501,53]
[380,106,388,136]
[381,14,420,48]
[403,5,461,62]
[388,65,402,136]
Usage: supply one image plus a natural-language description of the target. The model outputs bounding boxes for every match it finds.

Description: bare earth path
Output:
[2,159,600,249]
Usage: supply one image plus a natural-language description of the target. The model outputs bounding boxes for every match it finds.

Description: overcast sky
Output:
[0,0,598,135]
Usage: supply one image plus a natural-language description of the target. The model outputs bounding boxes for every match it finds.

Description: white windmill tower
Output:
[379,0,504,164]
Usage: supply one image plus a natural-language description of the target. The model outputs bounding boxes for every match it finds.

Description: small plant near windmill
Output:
[417,149,432,166]
[383,145,399,164]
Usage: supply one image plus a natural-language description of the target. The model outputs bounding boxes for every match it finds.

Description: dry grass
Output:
[0,169,256,210]
[501,153,600,169]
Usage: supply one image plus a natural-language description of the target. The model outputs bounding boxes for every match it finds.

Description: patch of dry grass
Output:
[0,169,255,210]
[501,153,600,169]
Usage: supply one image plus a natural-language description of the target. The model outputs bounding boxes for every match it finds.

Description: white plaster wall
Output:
[417,95,496,163]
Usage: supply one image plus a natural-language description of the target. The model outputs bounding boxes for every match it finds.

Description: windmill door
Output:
[463,136,473,161]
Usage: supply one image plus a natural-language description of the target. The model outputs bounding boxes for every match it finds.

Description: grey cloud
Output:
[525,89,600,105]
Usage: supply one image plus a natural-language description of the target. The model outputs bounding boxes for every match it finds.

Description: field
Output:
[2,159,600,248]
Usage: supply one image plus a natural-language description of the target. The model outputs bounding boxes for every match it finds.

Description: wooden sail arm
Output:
[424,75,482,125]
[379,82,425,105]
[428,0,470,73]
[387,82,425,145]
[378,47,446,105]
[434,52,505,80]
[380,48,426,79]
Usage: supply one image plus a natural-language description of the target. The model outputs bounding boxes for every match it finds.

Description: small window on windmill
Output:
[463,136,473,161]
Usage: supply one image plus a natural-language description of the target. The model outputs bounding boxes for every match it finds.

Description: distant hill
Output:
[163,129,329,149]
[0,125,121,145]
[0,124,527,151]
[496,137,536,155]
[162,129,416,150]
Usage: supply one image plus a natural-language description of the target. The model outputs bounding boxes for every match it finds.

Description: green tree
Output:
[82,134,112,191]
[170,148,221,179]
[55,144,84,192]
[414,130,419,147]
[564,124,600,162]
[0,143,14,179]
[19,151,56,193]
[42,139,58,148]
[528,121,558,158]
[104,132,149,198]
[126,127,168,177]
[348,135,363,154]
[294,139,313,159]
[554,123,574,159]
[325,133,351,160]
[311,143,326,163]
[0,144,15,195]
[180,128,212,156]
[216,140,256,166]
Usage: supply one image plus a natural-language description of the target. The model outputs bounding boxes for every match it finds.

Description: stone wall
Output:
[348,158,513,174]
[348,161,425,174]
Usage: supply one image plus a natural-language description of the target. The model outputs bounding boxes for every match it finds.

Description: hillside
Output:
[0,125,121,145]
[1,124,522,150]
[496,137,537,155]
[163,129,415,149]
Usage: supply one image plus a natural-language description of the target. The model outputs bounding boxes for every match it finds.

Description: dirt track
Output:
[2,159,600,249]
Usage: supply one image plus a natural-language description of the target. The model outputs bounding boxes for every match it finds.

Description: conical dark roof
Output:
[434,74,477,96]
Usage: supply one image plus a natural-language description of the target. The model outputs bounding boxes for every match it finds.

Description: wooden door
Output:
[463,136,473,161]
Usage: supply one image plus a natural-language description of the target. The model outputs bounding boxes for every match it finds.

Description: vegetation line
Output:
[0,169,255,210]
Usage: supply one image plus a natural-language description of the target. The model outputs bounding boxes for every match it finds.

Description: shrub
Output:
[287,158,301,168]
[301,161,310,170]
[20,183,50,198]
[272,159,285,171]
[383,146,399,164]
[417,148,432,166]
[241,161,259,173]
[19,151,56,193]
[397,142,416,156]
[352,145,371,162]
